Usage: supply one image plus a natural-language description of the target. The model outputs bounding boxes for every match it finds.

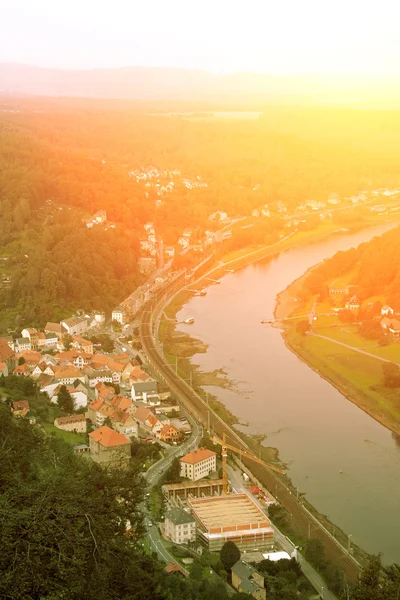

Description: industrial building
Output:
[188,493,274,552]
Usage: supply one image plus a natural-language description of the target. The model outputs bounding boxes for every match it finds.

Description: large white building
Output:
[164,508,196,544]
[112,306,125,325]
[179,448,217,481]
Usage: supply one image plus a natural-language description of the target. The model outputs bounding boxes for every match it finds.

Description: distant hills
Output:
[2,63,400,107]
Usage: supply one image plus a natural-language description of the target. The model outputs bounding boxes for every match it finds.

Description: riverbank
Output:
[275,235,400,436]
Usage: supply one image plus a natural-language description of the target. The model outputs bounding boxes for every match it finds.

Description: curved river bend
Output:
[176,222,400,564]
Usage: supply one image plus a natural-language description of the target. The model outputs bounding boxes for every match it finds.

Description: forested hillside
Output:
[3,98,400,330]
[306,225,400,308]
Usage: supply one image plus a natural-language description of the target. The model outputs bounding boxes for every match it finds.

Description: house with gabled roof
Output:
[61,316,88,336]
[131,380,159,404]
[231,560,266,600]
[45,322,63,338]
[54,414,86,433]
[179,448,217,481]
[89,425,131,467]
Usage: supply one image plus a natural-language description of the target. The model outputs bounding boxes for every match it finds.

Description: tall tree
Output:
[57,384,75,413]
[220,541,241,573]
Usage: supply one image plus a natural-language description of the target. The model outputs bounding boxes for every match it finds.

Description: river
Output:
[176,221,400,564]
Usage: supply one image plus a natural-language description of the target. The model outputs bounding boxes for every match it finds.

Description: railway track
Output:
[139,272,362,583]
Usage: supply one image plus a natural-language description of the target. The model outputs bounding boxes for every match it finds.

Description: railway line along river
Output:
[175,221,400,564]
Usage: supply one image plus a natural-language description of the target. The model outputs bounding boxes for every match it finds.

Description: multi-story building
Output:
[164,508,196,545]
[88,425,131,467]
[112,306,125,325]
[179,448,217,481]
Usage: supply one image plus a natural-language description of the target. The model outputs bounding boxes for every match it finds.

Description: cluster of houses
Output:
[84,210,116,230]
[0,323,192,467]
[0,315,106,358]
[380,305,400,336]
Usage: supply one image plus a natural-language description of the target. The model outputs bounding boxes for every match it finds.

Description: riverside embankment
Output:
[171,220,400,564]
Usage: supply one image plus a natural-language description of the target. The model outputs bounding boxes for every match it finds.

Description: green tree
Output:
[220,541,241,573]
[63,333,73,350]
[57,384,75,413]
[0,403,165,600]
[382,363,400,388]
[18,356,26,366]
[305,538,327,571]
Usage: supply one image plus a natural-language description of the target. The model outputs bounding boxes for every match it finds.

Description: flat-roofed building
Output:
[188,493,274,552]
[179,448,217,481]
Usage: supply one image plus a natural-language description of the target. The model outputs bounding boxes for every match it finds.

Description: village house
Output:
[112,306,125,325]
[157,424,181,443]
[381,305,394,316]
[345,295,361,311]
[0,362,8,376]
[164,509,196,545]
[15,337,31,353]
[45,322,63,339]
[53,365,85,386]
[11,400,30,418]
[179,448,217,482]
[388,318,400,336]
[131,380,159,404]
[54,414,87,434]
[231,560,266,600]
[71,336,93,354]
[21,328,39,349]
[0,338,15,373]
[61,316,88,337]
[89,426,131,467]
[13,363,31,377]
[51,384,88,409]
[37,332,58,349]
[85,366,113,388]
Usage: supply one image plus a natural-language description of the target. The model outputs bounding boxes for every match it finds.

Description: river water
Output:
[176,222,400,563]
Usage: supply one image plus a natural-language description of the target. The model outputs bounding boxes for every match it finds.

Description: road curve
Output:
[139,273,362,584]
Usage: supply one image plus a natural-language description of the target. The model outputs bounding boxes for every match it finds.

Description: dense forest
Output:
[2,98,400,331]
[304,225,400,309]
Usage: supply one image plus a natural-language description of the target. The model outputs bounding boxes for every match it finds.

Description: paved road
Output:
[141,405,201,570]
[228,466,337,600]
[138,272,361,584]
[309,332,399,364]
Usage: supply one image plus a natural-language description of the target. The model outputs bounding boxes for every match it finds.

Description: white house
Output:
[164,509,196,544]
[179,448,217,482]
[112,306,125,325]
[381,305,394,316]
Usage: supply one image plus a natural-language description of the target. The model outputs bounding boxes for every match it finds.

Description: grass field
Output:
[285,328,400,434]
[41,421,88,445]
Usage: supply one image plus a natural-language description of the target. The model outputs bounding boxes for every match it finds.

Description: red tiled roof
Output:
[160,424,179,436]
[0,339,15,361]
[132,406,152,423]
[180,448,216,465]
[12,400,30,411]
[89,425,130,448]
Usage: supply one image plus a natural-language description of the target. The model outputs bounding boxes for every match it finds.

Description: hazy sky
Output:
[2,0,400,74]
